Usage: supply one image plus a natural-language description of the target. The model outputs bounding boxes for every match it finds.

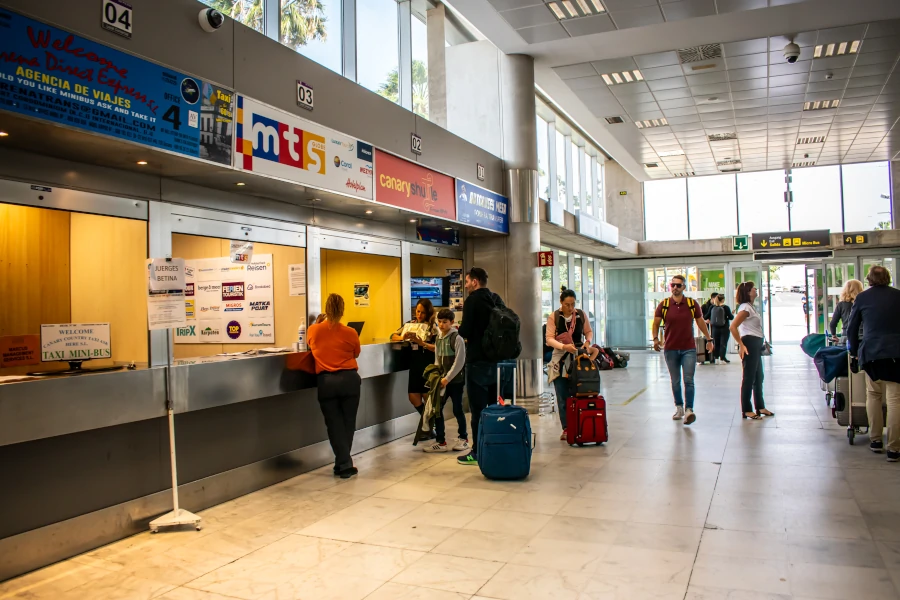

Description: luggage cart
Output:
[833,353,868,445]
[821,336,840,408]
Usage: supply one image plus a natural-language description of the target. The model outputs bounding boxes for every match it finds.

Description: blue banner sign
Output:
[0,8,234,165]
[455,179,509,234]
[416,226,459,247]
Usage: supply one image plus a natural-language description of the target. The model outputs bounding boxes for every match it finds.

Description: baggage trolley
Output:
[821,336,841,407]
[833,353,868,445]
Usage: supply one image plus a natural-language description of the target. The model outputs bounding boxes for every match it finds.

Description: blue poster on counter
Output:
[455,179,509,234]
[0,8,233,165]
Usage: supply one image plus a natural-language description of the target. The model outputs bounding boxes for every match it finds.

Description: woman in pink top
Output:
[546,289,599,440]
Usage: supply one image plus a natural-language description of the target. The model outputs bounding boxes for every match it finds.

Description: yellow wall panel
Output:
[410,255,462,278]
[322,249,401,345]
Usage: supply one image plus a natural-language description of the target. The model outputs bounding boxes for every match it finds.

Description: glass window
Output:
[537,116,550,201]
[556,130,567,204]
[573,255,582,307]
[410,12,429,118]
[360,0,399,102]
[202,0,264,33]
[584,152,593,215]
[279,0,341,73]
[687,174,737,239]
[597,162,604,219]
[737,170,788,235]
[842,162,892,231]
[559,251,569,291]
[572,143,581,211]
[644,179,688,241]
[790,166,843,231]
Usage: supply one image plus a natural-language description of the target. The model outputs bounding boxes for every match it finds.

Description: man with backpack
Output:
[651,274,714,425]
[456,267,520,466]
[709,295,734,364]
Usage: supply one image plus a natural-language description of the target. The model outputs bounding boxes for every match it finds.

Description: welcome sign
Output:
[40,324,111,362]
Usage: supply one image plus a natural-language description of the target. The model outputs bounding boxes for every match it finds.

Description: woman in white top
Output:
[729,281,774,420]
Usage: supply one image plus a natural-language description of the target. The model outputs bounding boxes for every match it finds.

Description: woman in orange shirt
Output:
[307,294,362,478]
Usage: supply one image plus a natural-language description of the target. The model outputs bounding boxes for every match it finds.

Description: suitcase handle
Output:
[496,365,517,405]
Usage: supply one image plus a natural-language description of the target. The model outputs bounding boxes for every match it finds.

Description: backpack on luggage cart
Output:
[477,365,534,480]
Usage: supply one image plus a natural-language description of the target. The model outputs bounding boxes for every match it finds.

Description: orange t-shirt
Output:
[307,321,361,374]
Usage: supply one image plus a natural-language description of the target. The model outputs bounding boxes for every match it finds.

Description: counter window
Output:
[409,254,463,322]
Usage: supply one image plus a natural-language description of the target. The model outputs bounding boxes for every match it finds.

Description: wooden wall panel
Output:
[0,204,71,376]
[69,213,148,366]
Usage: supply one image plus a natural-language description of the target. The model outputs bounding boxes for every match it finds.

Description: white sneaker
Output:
[672,406,685,420]
[684,408,696,425]
[423,442,449,453]
[452,439,470,451]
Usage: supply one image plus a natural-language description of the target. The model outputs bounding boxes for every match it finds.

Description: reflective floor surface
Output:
[3,347,899,600]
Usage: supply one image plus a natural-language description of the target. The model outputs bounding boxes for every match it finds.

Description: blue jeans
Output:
[466,361,497,457]
[664,349,696,409]
[554,376,569,430]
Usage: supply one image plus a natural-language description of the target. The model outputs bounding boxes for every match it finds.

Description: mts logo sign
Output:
[176,326,196,337]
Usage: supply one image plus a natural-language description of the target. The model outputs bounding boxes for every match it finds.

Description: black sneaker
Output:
[871,440,884,453]
[888,451,899,463]
[339,467,359,479]
[722,358,731,363]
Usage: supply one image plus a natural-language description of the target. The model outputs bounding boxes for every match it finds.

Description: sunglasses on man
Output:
[669,282,684,289]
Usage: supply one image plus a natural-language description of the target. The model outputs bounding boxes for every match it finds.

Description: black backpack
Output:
[711,305,726,327]
[482,296,521,362]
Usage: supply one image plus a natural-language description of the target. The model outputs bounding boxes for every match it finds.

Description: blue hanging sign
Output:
[0,8,234,165]
[455,179,509,234]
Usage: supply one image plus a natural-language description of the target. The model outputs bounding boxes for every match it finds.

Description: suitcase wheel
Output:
[577,442,584,447]
[847,429,855,445]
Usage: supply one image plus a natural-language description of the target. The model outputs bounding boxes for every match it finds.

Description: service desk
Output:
[0,344,414,581]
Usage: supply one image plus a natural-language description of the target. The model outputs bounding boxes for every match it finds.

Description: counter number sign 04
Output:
[411,133,422,155]
[101,0,133,39]
[296,81,314,111]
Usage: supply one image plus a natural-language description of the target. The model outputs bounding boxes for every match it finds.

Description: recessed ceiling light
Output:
[236,182,246,186]
[365,210,373,214]
[658,149,685,157]
[803,99,839,111]
[601,70,643,85]
[0,131,8,137]
[633,69,643,81]
[849,40,860,53]
[409,219,417,223]
[797,136,826,144]
[561,0,577,17]
[635,119,668,129]
[611,72,622,84]
[622,71,633,82]
[814,40,859,58]
[575,0,591,14]
[601,74,613,85]
[605,115,624,124]
[825,43,835,57]
[136,160,148,165]
[589,0,605,12]
[548,2,565,19]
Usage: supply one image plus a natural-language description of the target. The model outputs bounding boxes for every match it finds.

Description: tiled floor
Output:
[4,347,900,600]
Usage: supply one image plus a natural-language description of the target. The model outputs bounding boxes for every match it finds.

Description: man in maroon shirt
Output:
[651,274,714,425]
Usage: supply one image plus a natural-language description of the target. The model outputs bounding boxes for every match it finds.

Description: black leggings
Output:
[711,325,730,360]
[317,370,361,471]
[740,335,766,413]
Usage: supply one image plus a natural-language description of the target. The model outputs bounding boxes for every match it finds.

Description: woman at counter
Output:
[391,299,439,439]
[308,293,362,479]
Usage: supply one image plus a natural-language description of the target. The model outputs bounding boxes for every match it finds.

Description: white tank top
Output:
[737,303,764,338]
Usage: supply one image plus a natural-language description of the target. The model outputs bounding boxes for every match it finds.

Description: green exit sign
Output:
[732,235,749,251]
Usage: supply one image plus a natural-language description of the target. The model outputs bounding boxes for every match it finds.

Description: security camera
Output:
[825,72,834,80]
[783,42,801,64]
[198,8,224,32]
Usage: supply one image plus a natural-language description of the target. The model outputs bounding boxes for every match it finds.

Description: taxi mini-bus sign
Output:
[40,323,112,362]
[752,229,830,251]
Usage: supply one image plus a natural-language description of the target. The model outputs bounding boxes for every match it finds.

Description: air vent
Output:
[605,116,625,124]
[803,100,839,111]
[719,167,742,173]
[708,132,737,142]
[673,172,695,177]
[677,44,723,64]
[636,118,668,129]
[798,136,826,145]
[644,163,659,168]
[716,158,742,166]
[793,161,815,167]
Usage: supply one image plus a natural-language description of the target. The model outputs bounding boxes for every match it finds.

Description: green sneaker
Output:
[457,453,478,466]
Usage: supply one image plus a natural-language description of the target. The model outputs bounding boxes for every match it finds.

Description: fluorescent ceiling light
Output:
[658,149,685,157]
[601,74,613,85]
[575,0,591,15]
[611,72,622,83]
[589,0,605,12]
[814,45,823,58]
[633,69,643,81]
[825,43,835,57]
[849,40,860,53]
[561,0,577,17]
[837,42,847,55]
[622,71,633,82]
[548,2,565,19]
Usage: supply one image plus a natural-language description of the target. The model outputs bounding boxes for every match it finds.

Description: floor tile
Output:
[787,562,899,599]
[690,554,791,596]
[463,508,553,537]
[364,582,470,600]
[476,563,590,600]
[431,529,531,561]
[391,553,503,594]
[315,543,424,581]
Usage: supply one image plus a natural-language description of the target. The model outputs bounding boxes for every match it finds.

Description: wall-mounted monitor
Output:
[410,277,450,307]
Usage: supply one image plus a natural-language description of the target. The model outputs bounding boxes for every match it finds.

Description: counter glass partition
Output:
[0,202,147,380]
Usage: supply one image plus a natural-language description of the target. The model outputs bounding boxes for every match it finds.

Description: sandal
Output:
[742,412,762,420]
[757,409,775,417]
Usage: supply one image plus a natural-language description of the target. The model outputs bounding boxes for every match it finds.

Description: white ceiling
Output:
[444,0,900,180]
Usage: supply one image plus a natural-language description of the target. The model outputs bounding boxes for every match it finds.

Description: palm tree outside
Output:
[377,60,429,119]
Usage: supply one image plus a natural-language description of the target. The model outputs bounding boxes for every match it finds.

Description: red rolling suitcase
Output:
[566,395,608,446]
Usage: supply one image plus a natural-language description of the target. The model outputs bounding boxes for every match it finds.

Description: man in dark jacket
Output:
[457,267,501,466]
[847,266,900,461]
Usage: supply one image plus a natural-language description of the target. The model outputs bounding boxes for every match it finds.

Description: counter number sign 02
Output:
[411,133,422,155]
[101,0,133,39]
[296,81,314,111]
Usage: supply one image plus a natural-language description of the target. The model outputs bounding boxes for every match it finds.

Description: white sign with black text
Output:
[296,81,314,111]
[101,0,133,38]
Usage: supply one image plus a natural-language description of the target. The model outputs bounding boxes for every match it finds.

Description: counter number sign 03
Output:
[101,0,133,39]
[296,81,314,111]
[411,133,422,155]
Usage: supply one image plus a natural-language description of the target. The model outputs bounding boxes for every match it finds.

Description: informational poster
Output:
[375,150,456,219]
[456,179,509,234]
[288,263,306,296]
[354,282,370,307]
[177,254,275,344]
[446,268,463,311]
[700,269,725,293]
[40,324,111,362]
[234,95,373,200]
[0,8,234,165]
[0,335,40,367]
[230,240,254,264]
[147,258,187,330]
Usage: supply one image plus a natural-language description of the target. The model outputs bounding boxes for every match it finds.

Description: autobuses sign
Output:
[374,150,455,219]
